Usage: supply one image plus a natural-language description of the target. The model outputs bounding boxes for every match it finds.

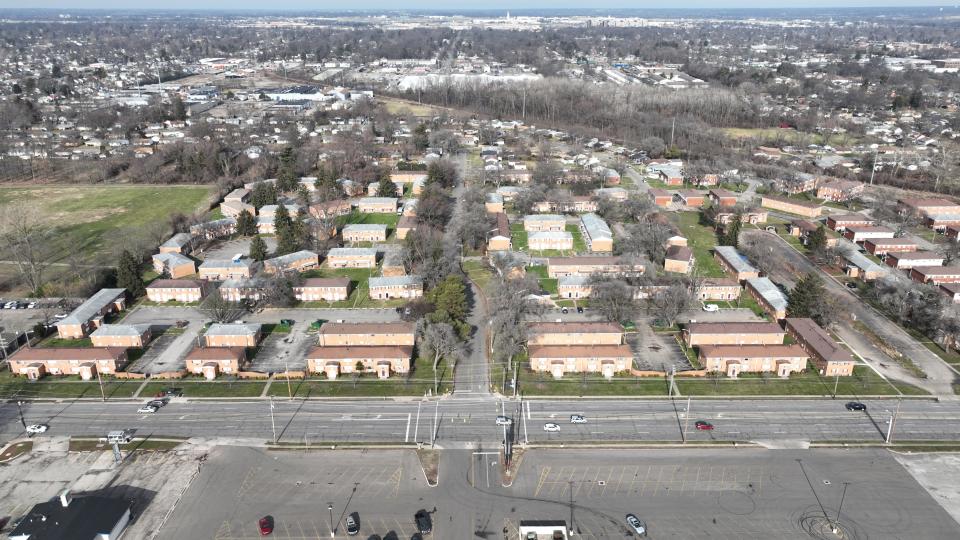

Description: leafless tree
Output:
[418,320,464,393]
[588,276,639,323]
[0,205,57,295]
[199,289,246,323]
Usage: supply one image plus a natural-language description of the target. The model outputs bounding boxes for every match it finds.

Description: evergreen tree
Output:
[249,234,268,261]
[250,181,277,209]
[170,95,187,121]
[274,204,299,255]
[236,210,257,236]
[376,177,396,197]
[116,249,145,298]
[413,123,429,151]
[721,214,742,247]
[787,272,826,322]
[808,225,827,252]
[277,147,297,192]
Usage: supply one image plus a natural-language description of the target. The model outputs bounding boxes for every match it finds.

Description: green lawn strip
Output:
[539,278,559,296]
[38,336,93,348]
[510,223,528,251]
[461,260,495,294]
[68,438,185,452]
[678,365,924,397]
[0,372,139,399]
[339,211,399,229]
[269,361,451,398]
[525,265,548,279]
[671,212,726,278]
[903,328,960,366]
[566,224,587,252]
[732,294,769,319]
[138,380,267,398]
[518,371,670,396]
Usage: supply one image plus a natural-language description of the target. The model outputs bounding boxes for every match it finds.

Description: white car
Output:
[543,423,561,432]
[137,405,158,414]
[25,424,48,434]
[702,304,719,312]
[570,415,587,424]
[626,514,647,536]
[495,415,513,426]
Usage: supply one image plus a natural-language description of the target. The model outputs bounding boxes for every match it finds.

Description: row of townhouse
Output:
[760,195,822,218]
[526,322,633,379]
[578,213,613,253]
[546,256,645,278]
[309,322,416,379]
[558,275,741,301]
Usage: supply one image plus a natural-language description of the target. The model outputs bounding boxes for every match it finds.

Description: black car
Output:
[576,306,584,313]
[845,282,858,290]
[845,401,867,411]
[414,510,432,534]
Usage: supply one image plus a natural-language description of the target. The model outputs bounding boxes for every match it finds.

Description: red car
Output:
[694,421,714,431]
[259,516,274,536]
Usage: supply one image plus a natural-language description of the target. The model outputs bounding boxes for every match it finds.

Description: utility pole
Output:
[682,396,691,443]
[670,117,676,149]
[96,367,106,402]
[16,400,25,428]
[513,363,519,398]
[431,400,439,447]
[521,85,527,121]
[886,398,902,444]
[869,147,878,185]
[833,374,839,398]
[269,396,277,442]
[833,482,850,535]
[327,503,335,538]
[284,356,292,400]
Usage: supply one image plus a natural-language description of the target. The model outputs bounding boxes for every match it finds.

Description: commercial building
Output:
[8,491,131,540]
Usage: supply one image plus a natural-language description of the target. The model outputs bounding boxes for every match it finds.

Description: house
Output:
[925,214,960,231]
[885,251,945,270]
[842,248,887,281]
[695,174,720,187]
[220,200,256,219]
[190,217,237,240]
[8,491,131,540]
[709,189,739,207]
[843,225,895,244]
[826,213,874,232]
[8,347,128,380]
[524,214,566,232]
[306,345,413,379]
[224,187,251,203]
[357,197,398,214]
[579,213,613,252]
[220,278,266,302]
[390,172,428,185]
[649,188,673,208]
[309,199,352,220]
[152,252,197,279]
[368,275,424,299]
[863,238,918,256]
[939,283,960,303]
[90,324,152,348]
[664,245,694,274]
[318,321,416,346]
[159,232,194,254]
[713,246,760,282]
[699,344,808,377]
[547,256,644,278]
[259,204,303,219]
[326,247,377,268]
[341,223,387,242]
[485,193,505,213]
[683,321,785,347]
[55,288,126,339]
[146,279,203,303]
[264,250,319,274]
[185,346,246,379]
[488,213,512,251]
[656,166,684,186]
[496,185,525,201]
[910,266,960,285]
[294,278,351,302]
[816,179,864,202]
[529,344,634,379]
[558,275,592,298]
[529,231,574,251]
[594,187,628,201]
[367,181,403,197]
[760,195,821,218]
[785,318,855,377]
[199,257,257,280]
[676,190,706,208]
[696,278,741,301]
[527,321,623,346]
[396,215,417,240]
[898,197,960,217]
[204,323,263,347]
[745,277,789,320]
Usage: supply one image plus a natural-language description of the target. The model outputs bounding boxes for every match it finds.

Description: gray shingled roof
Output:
[205,323,262,337]
[369,275,423,288]
[580,213,612,240]
[57,288,125,326]
[90,324,151,337]
[715,246,759,274]
[746,277,788,313]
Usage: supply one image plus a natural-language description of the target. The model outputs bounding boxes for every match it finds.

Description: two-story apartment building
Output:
[146,279,204,303]
[151,252,196,279]
[527,322,623,346]
[547,256,644,278]
[185,346,247,380]
[885,251,945,270]
[825,213,874,232]
[204,323,263,347]
[713,246,760,282]
[696,278,742,301]
[664,245,694,274]
[745,277,789,320]
[524,214,566,232]
[368,275,424,300]
[159,232,194,254]
[342,223,388,243]
[683,322,785,347]
[199,258,257,281]
[318,322,416,346]
[487,213,512,251]
[55,288,126,339]
[357,197,398,214]
[294,278,351,302]
[8,347,128,380]
[263,250,319,274]
[760,195,821,218]
[784,318,854,377]
[579,213,613,253]
[90,324,152,348]
[529,231,574,251]
[699,344,808,378]
[326,247,377,269]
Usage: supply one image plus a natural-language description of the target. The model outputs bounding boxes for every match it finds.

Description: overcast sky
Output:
[4,1,958,9]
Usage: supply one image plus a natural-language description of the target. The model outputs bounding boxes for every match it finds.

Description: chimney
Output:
[59,489,72,508]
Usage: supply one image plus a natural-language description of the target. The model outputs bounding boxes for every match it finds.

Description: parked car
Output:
[137,405,158,414]
[25,424,48,434]
[694,421,714,431]
[626,514,647,536]
[495,415,513,426]
[414,510,432,534]
[147,399,168,408]
[258,516,274,536]
[570,415,587,424]
[702,304,719,312]
[561,307,569,314]
[576,306,584,314]
[155,388,183,398]
[845,282,858,290]
[543,423,561,432]
[845,402,867,411]
[346,514,359,536]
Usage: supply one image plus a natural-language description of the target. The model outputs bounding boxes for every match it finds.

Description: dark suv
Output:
[414,510,432,534]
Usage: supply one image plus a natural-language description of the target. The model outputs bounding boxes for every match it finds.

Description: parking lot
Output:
[199,236,277,261]
[247,325,314,372]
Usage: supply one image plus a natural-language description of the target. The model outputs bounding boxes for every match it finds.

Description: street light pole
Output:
[327,503,334,538]
[834,482,850,533]
[16,400,25,428]
[682,396,691,443]
[269,396,277,442]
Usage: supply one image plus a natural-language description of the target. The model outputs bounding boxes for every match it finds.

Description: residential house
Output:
[696,278,742,301]
[294,278,351,302]
[151,252,196,279]
[326,247,377,268]
[529,231,574,251]
[785,318,855,377]
[368,275,424,300]
[528,344,634,379]
[396,215,417,240]
[699,344,808,377]
[745,277,789,320]
[524,214,566,232]
[485,193,505,213]
[358,197,398,214]
[342,223,388,243]
[898,198,960,217]
[55,288,126,339]
[390,172,427,185]
[318,322,416,346]
[219,278,266,302]
[656,166,684,186]
[816,179,864,202]
[159,232,194,254]
[496,186,525,201]
[306,345,413,380]
[547,256,644,278]
[557,275,592,298]
[885,251,945,270]
[664,245,694,274]
[220,200,255,219]
[488,213,512,251]
[826,213,874,232]
[683,321,785,347]
[527,322,624,346]
[185,346,246,379]
[910,266,960,285]
[579,213,613,253]
[190,218,237,240]
[146,279,203,303]
[204,323,263,347]
[367,181,403,197]
[8,347,128,380]
[842,248,887,281]
[649,188,673,208]
[713,246,760,282]
[199,258,257,281]
[224,188,251,203]
[939,283,960,303]
[90,324,152,348]
[676,190,706,208]
[760,195,821,218]
[843,225,895,244]
[863,238,918,256]
[708,189,739,207]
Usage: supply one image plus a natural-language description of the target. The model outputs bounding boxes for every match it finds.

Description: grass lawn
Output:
[514,369,670,396]
[339,211,399,229]
[526,265,549,279]
[380,97,444,117]
[540,278,559,295]
[0,371,139,399]
[0,185,212,262]
[566,224,587,252]
[462,259,496,295]
[139,380,267,398]
[672,212,726,278]
[678,365,925,397]
[268,362,452,398]
[37,336,93,348]
[510,223,528,251]
[300,266,382,308]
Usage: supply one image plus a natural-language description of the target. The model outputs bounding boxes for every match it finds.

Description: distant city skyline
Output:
[4,1,959,10]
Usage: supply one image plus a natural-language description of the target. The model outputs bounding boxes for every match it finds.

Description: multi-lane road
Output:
[5,396,960,446]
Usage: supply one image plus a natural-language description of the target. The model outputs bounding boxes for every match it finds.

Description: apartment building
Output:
[529,231,574,251]
[488,212,512,251]
[306,345,413,379]
[485,193,505,213]
[294,278,351,302]
[558,275,592,299]
[816,179,864,202]
[910,266,960,285]
[326,247,377,268]
[898,197,960,217]
[682,321,785,347]
[699,344,808,378]
[185,346,247,379]
[318,322,416,347]
[368,275,424,300]
[357,197,398,214]
[151,252,196,279]
[843,225,895,244]
[826,213,874,232]
[863,238,917,256]
[676,190,706,208]
[524,214,566,232]
[204,323,263,347]
[696,278,742,301]
[342,223,388,243]
[146,279,203,303]
[528,344,634,379]
[190,218,237,240]
[89,324,152,349]
[547,256,644,278]
[263,250,319,274]
[159,232,194,254]
[745,277,789,320]
[708,189,738,207]
[8,347,128,380]
[649,188,673,208]
[219,278,265,302]
[579,213,613,253]
[220,200,255,219]
[55,288,126,339]
[760,195,821,218]
[784,318,854,377]
[199,258,257,281]
[713,246,760,282]
[664,245,694,274]
[527,321,623,346]
[885,251,945,270]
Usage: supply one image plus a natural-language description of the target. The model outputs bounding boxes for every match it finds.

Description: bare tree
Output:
[588,276,639,323]
[199,289,247,323]
[0,205,56,295]
[419,320,464,394]
[647,278,698,327]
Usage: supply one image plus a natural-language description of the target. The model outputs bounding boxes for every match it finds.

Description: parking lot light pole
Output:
[327,503,334,538]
